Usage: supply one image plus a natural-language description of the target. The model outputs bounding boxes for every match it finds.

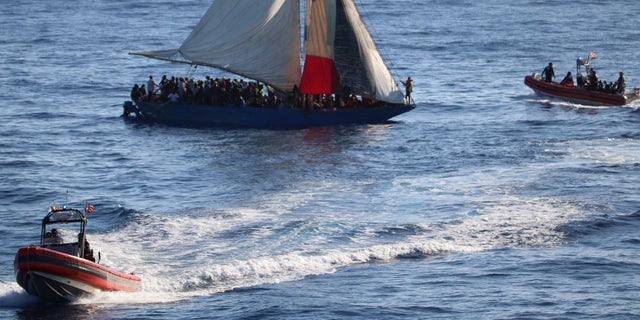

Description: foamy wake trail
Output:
[176,239,473,297]
[8,194,588,304]
[437,196,587,249]
[166,196,585,297]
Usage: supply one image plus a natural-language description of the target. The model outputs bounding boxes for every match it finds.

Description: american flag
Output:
[85,203,95,215]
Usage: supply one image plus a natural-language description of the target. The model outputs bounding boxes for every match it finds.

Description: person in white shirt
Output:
[147,75,158,101]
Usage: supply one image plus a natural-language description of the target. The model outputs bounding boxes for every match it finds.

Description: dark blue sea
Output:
[1,0,639,319]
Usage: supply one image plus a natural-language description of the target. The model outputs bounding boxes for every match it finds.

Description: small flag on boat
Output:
[589,52,598,60]
[85,203,95,215]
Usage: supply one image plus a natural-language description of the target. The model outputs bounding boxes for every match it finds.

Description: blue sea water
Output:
[1,0,639,319]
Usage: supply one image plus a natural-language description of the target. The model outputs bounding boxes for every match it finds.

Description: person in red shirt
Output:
[560,72,574,87]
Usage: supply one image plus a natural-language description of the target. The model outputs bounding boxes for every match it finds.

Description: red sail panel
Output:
[300,55,340,94]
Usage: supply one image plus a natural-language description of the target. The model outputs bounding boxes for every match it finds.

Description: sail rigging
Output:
[333,0,404,103]
[131,0,405,104]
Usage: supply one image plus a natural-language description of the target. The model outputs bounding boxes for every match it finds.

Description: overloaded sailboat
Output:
[524,53,639,106]
[14,204,142,302]
[123,0,415,128]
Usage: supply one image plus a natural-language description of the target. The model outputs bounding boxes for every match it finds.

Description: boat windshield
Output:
[41,207,87,254]
[43,226,82,245]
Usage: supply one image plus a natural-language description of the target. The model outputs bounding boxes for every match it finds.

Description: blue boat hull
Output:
[123,100,415,128]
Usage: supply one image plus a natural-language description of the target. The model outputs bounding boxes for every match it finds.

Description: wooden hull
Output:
[524,75,636,106]
[123,100,415,128]
[14,246,141,302]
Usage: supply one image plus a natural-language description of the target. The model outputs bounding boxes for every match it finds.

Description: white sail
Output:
[132,0,301,92]
[335,0,405,104]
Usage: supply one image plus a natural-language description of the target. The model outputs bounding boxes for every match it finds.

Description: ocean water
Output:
[1,0,639,319]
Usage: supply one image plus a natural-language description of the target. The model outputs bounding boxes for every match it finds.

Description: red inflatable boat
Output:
[524,74,636,106]
[525,54,639,106]
[14,205,142,302]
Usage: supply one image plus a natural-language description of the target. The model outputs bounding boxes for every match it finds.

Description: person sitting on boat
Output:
[138,84,147,100]
[168,89,179,103]
[560,72,574,87]
[78,233,96,262]
[541,62,555,83]
[616,72,626,94]
[46,228,63,244]
[130,84,140,101]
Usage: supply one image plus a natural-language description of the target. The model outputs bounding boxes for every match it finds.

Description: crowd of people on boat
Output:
[130,75,392,110]
[131,75,282,107]
[541,62,626,95]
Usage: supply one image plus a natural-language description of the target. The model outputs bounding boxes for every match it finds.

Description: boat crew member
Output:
[48,228,63,244]
[401,77,413,101]
[616,72,626,94]
[541,62,555,82]
[560,72,574,87]
[587,68,598,90]
[78,233,96,262]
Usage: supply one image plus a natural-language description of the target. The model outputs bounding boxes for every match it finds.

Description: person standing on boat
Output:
[78,233,95,262]
[587,68,598,90]
[401,77,413,101]
[147,75,158,101]
[616,72,626,94]
[541,63,555,82]
[560,72,574,87]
